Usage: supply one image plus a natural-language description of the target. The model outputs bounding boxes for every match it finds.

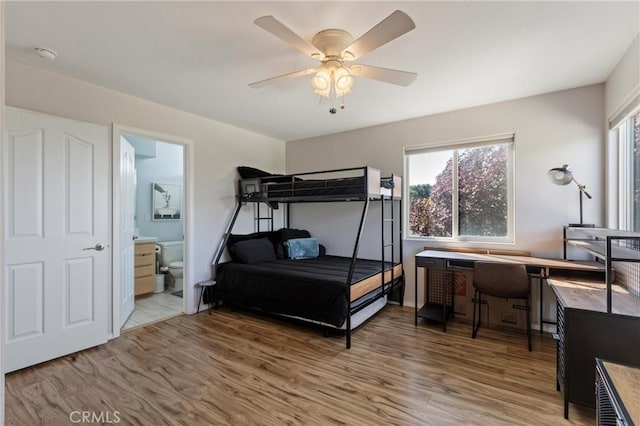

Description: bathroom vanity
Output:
[135,238,157,296]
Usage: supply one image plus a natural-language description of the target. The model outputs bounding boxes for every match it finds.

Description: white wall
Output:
[5,60,285,317]
[286,85,606,312]
[605,34,640,122]
[604,34,639,228]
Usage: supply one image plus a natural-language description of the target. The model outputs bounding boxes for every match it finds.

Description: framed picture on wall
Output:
[152,183,181,220]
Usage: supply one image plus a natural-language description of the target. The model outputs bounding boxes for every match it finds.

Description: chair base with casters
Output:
[471,262,532,352]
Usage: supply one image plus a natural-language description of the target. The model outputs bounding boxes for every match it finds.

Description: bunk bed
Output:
[213,166,404,348]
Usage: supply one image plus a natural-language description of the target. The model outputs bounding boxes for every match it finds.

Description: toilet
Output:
[157,240,184,291]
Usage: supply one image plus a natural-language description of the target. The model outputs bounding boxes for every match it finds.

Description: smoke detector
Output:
[33,47,57,61]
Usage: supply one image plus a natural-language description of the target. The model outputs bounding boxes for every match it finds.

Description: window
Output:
[405,135,514,241]
[616,111,640,232]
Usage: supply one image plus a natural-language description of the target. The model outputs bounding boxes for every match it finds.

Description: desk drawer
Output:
[416,257,446,269]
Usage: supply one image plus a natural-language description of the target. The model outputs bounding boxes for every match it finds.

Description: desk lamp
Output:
[547,164,593,227]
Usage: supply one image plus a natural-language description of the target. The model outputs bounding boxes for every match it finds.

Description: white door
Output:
[4,107,109,372]
[119,137,136,327]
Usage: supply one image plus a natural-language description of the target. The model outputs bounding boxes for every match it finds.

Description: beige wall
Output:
[5,60,285,316]
[286,85,606,323]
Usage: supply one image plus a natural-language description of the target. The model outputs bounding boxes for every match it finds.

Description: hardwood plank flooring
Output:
[5,306,594,425]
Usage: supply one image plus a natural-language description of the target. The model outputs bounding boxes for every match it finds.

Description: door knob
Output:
[83,243,106,251]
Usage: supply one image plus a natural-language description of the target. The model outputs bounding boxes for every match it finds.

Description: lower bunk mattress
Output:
[216,255,402,328]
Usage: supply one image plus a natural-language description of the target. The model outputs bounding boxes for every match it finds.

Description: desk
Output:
[550,278,640,418]
[414,250,605,332]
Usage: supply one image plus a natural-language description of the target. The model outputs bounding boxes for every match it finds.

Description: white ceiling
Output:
[5,1,639,141]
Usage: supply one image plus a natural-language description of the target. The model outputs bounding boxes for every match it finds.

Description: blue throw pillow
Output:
[284,237,319,260]
[276,228,311,258]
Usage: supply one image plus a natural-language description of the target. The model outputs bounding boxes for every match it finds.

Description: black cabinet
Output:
[554,292,640,418]
[595,359,639,426]
[414,256,454,331]
[554,227,640,419]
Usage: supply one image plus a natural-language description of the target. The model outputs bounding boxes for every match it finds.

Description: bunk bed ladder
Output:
[381,193,393,296]
[381,175,404,305]
[346,198,371,349]
[253,202,274,232]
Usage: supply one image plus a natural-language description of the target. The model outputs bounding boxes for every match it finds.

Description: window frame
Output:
[612,108,639,232]
[404,134,515,243]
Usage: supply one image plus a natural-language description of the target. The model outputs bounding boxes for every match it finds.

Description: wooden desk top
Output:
[601,360,640,424]
[416,250,495,262]
[415,250,605,272]
[548,277,640,317]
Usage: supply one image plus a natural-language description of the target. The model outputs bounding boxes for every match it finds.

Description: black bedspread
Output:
[216,256,395,327]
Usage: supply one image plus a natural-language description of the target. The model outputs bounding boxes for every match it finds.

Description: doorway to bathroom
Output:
[112,125,193,335]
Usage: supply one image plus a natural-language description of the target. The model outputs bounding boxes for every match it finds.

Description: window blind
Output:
[405,133,515,156]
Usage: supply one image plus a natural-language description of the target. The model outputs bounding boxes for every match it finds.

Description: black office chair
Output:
[472,261,532,351]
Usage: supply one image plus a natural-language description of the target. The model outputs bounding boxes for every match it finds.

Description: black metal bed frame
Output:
[213,166,405,348]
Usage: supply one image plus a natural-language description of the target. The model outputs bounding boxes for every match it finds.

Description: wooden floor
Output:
[5,305,594,425]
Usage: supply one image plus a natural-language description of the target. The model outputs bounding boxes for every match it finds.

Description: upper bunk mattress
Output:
[217,255,399,327]
[261,177,365,199]
[238,166,383,202]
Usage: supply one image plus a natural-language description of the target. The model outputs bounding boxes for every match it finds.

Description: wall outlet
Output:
[145,213,151,221]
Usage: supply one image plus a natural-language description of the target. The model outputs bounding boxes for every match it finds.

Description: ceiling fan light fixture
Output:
[313,86,331,98]
[311,67,332,97]
[334,67,353,91]
[311,63,353,99]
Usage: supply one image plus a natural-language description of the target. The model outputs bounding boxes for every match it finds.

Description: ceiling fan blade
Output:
[249,68,317,89]
[255,16,323,58]
[342,10,415,60]
[348,64,417,86]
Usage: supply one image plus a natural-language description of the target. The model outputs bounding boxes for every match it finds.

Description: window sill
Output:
[403,236,515,245]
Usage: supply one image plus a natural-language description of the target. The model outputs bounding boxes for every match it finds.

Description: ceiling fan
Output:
[249,10,417,102]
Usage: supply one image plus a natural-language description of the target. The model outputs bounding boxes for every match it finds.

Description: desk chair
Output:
[472,262,532,351]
